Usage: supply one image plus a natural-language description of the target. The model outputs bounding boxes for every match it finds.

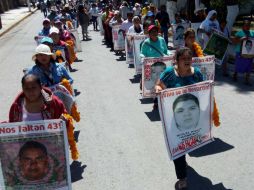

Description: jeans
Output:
[161,26,169,46]
[92,16,98,30]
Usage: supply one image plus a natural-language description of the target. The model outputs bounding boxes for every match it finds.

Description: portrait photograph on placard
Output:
[192,56,215,81]
[158,81,214,160]
[203,33,229,62]
[142,56,174,98]
[112,25,125,50]
[0,120,71,190]
[125,34,134,64]
[241,38,254,58]
[133,35,147,74]
[172,23,190,48]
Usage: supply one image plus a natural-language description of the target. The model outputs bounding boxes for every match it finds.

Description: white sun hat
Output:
[32,44,54,61]
[49,27,59,35]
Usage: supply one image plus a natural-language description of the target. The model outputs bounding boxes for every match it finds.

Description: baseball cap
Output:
[148,25,158,32]
[32,44,54,61]
[146,11,154,17]
[41,37,53,44]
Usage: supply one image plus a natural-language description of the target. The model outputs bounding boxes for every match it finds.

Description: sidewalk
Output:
[0,7,37,37]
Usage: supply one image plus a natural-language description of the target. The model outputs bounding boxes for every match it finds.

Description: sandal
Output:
[175,179,188,190]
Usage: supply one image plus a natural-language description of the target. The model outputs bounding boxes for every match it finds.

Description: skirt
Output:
[235,52,253,73]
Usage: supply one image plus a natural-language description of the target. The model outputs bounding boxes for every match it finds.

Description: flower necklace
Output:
[192,42,204,57]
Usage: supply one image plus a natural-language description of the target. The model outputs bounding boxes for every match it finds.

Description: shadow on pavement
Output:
[139,98,154,104]
[74,130,80,142]
[189,138,234,157]
[145,109,161,122]
[74,59,83,63]
[128,64,134,68]
[215,67,254,93]
[186,166,233,190]
[116,56,126,61]
[70,161,86,183]
[70,68,78,73]
[74,89,81,96]
[129,74,141,84]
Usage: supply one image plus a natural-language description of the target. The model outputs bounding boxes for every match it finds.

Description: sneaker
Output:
[175,179,188,190]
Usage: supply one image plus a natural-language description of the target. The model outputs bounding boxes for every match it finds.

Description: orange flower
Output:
[213,98,220,127]
[71,104,80,122]
[193,42,204,57]
[61,78,73,96]
[55,50,64,63]
[63,113,79,160]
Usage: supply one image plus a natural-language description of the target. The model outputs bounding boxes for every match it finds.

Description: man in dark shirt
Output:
[156,5,170,45]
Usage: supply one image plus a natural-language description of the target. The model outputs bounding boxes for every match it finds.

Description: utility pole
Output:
[27,0,31,12]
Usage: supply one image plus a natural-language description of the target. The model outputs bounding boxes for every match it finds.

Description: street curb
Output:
[0,8,37,38]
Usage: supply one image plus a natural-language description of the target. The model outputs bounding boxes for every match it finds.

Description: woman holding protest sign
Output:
[27,44,73,87]
[184,28,204,57]
[8,74,79,160]
[141,25,170,58]
[9,74,67,122]
[231,19,254,85]
[127,16,143,34]
[199,10,220,48]
[155,47,203,190]
[141,25,171,109]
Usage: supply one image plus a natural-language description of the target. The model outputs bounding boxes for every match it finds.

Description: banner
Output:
[203,32,229,65]
[49,84,75,114]
[125,34,134,64]
[158,81,214,160]
[69,29,82,52]
[0,119,71,190]
[241,38,254,58]
[142,56,174,98]
[112,25,125,50]
[192,56,215,81]
[172,22,191,48]
[133,35,147,74]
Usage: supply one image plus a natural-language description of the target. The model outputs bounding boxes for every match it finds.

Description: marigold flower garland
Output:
[192,42,204,57]
[213,98,220,127]
[61,79,81,122]
[61,78,73,96]
[71,104,80,122]
[55,50,64,63]
[63,113,79,160]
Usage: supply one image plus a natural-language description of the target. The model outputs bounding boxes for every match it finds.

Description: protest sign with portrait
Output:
[97,14,104,36]
[172,22,191,48]
[69,29,82,52]
[125,34,134,64]
[158,81,214,160]
[49,84,75,114]
[142,56,174,98]
[112,25,125,50]
[241,38,254,58]
[192,56,215,81]
[133,35,147,74]
[0,119,71,190]
[203,32,229,65]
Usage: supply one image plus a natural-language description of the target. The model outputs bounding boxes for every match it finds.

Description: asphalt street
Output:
[0,11,253,190]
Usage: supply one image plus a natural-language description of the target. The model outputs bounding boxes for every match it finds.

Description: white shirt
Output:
[127,25,143,34]
[120,20,133,33]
